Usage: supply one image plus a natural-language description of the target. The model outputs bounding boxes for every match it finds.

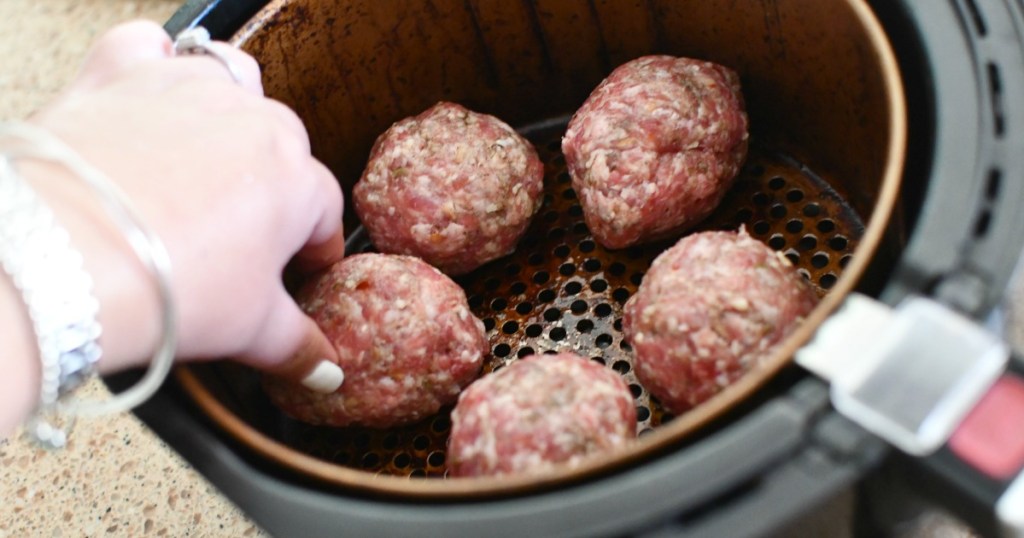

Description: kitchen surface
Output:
[0,1,991,537]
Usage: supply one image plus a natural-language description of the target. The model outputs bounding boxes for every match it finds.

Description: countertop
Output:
[0,1,265,536]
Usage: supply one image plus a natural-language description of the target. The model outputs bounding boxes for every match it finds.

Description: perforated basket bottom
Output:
[188,119,863,480]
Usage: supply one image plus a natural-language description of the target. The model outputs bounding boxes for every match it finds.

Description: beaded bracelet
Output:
[0,122,177,449]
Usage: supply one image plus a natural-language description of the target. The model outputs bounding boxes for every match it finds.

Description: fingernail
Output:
[301,360,344,393]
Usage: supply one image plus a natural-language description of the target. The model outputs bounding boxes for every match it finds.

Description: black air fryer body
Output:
[108,0,1024,536]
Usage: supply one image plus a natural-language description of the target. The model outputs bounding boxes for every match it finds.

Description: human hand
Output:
[22,21,345,390]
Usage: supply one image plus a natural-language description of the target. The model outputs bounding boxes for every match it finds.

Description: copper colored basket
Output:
[176,0,906,499]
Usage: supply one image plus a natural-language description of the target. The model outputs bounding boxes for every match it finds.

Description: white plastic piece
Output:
[999,470,1024,537]
[796,293,1008,456]
[796,294,895,385]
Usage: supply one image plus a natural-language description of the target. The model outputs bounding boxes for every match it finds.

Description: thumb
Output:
[243,291,344,393]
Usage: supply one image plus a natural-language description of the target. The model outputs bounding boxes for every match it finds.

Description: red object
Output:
[353,101,544,276]
[263,253,488,428]
[949,375,1024,480]
[447,353,637,478]
[562,55,749,249]
[621,228,817,414]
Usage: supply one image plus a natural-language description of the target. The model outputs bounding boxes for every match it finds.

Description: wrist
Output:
[0,268,40,436]
[15,156,162,374]
[0,121,178,447]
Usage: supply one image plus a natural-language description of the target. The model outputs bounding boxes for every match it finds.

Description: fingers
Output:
[263,99,312,152]
[238,160,344,386]
[292,160,346,272]
[292,230,346,274]
[243,289,343,394]
[263,316,345,394]
[76,20,172,89]
[75,21,263,96]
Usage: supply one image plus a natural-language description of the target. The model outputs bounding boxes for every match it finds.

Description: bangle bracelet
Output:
[0,122,177,449]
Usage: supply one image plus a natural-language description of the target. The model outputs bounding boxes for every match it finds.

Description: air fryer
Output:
[104,0,1024,536]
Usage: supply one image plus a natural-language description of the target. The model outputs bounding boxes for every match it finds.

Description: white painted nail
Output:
[301,360,344,393]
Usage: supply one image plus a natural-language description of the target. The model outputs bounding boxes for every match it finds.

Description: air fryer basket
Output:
[176,0,906,498]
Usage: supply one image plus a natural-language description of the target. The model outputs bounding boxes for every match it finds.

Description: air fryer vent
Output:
[965,0,989,35]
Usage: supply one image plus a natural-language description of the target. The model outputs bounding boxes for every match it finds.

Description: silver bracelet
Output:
[0,122,177,449]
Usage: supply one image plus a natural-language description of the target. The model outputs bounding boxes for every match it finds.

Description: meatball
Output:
[622,228,817,414]
[447,353,637,478]
[562,55,748,249]
[264,253,487,428]
[353,101,544,275]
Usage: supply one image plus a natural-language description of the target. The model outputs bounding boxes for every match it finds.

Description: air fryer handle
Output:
[797,294,1024,536]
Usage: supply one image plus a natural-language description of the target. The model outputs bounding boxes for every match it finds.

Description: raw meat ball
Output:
[623,228,817,414]
[264,253,487,428]
[354,101,544,275]
[447,353,637,478]
[562,55,749,249]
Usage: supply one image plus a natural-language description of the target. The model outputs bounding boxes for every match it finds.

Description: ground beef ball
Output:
[263,253,487,428]
[622,228,817,414]
[353,101,544,275]
[447,353,637,478]
[562,55,748,249]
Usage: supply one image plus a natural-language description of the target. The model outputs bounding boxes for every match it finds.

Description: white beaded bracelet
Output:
[0,122,177,449]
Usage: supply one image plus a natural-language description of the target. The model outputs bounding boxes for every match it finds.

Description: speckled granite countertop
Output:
[0,1,265,536]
